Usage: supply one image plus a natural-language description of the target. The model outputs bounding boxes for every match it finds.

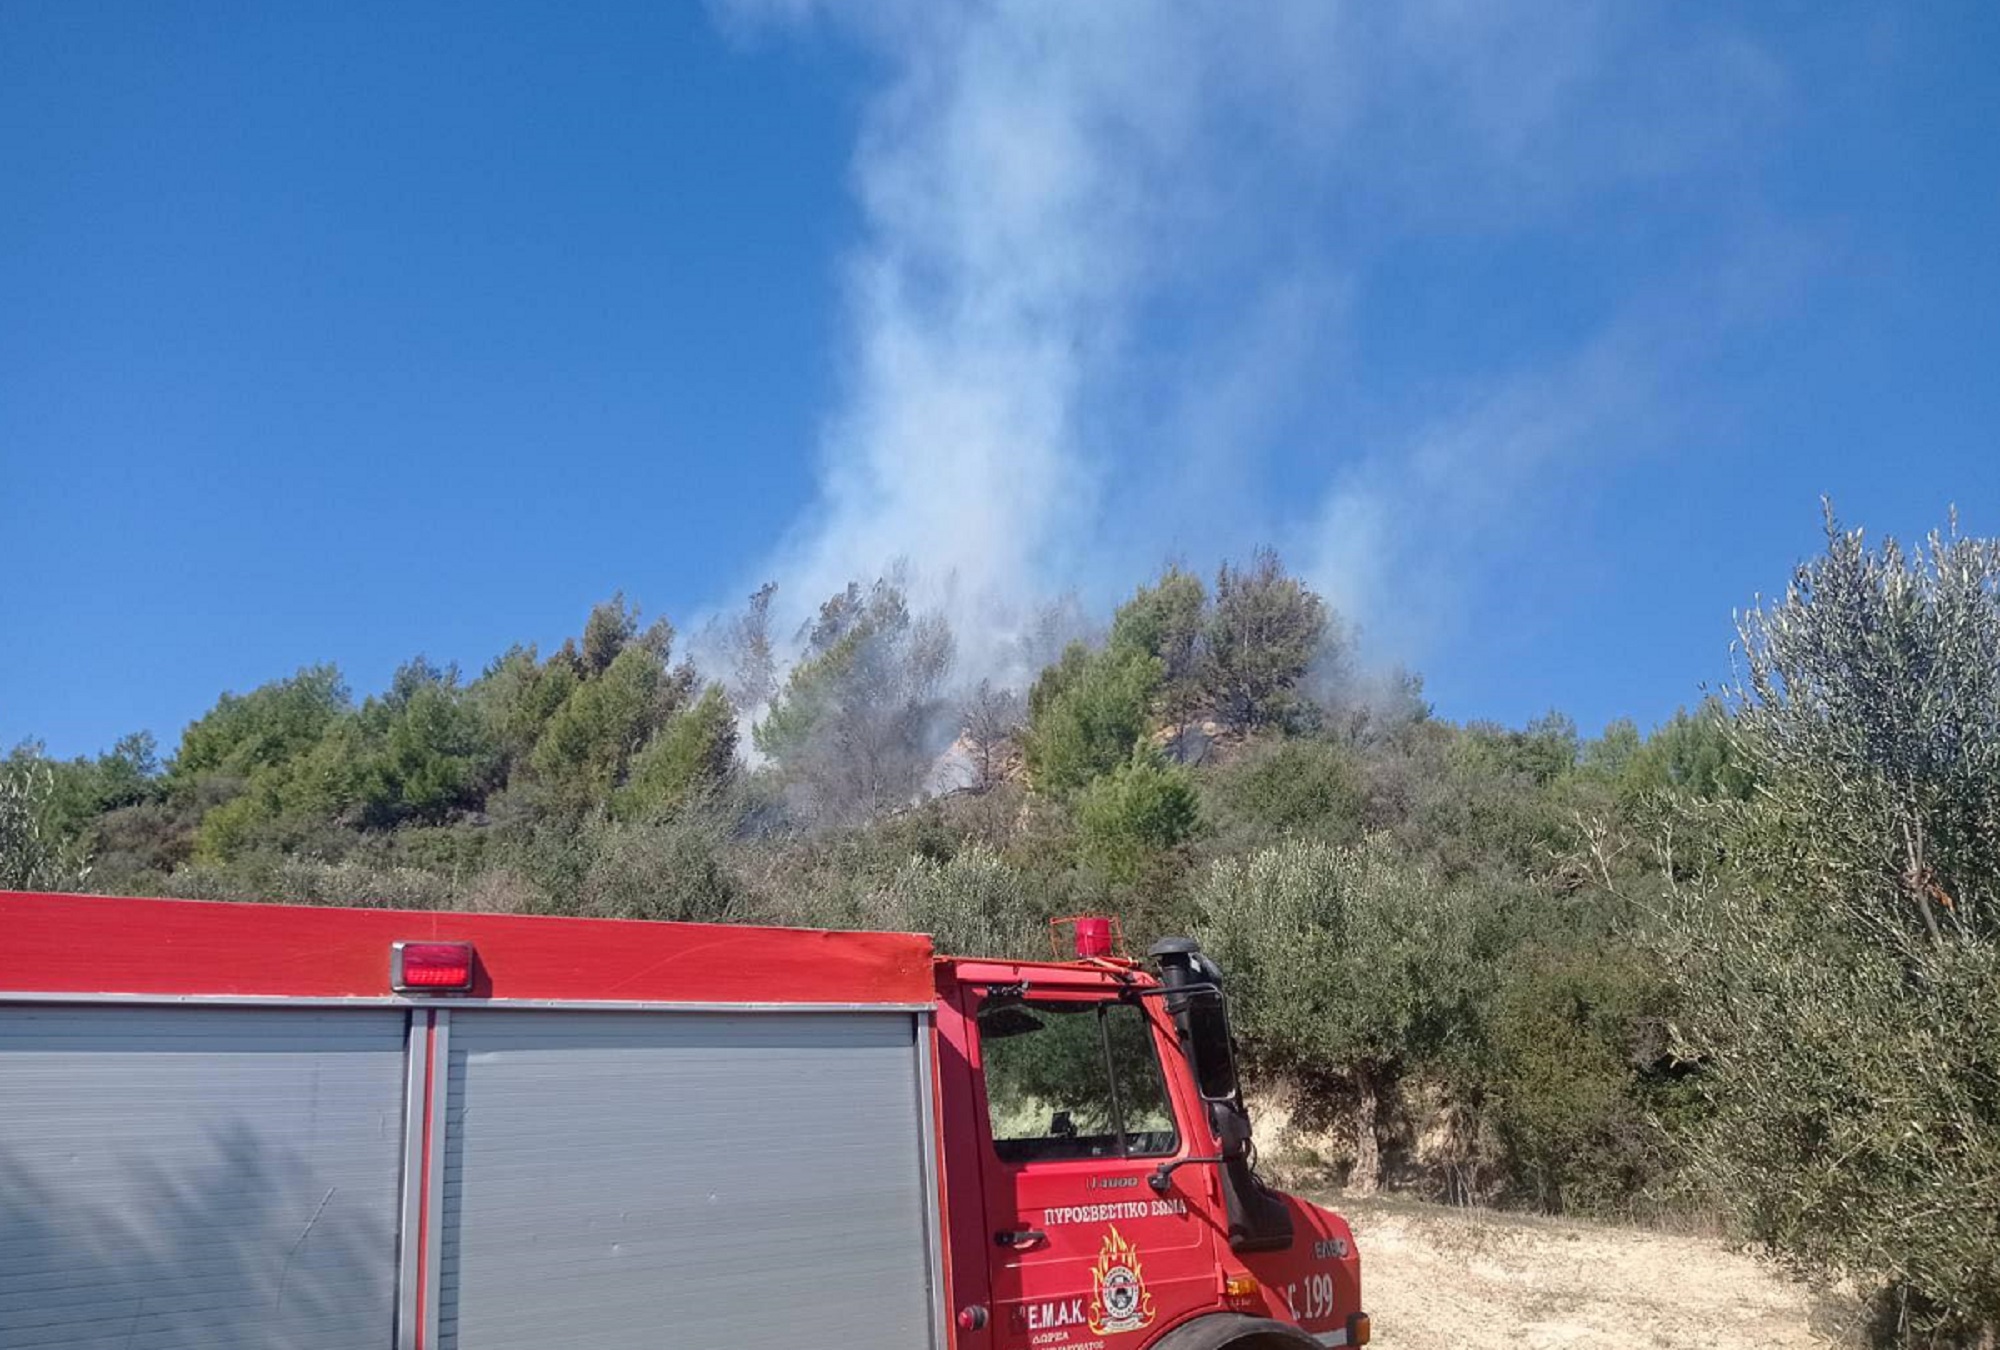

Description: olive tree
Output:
[1195,835,1484,1193]
[1675,510,2000,1343]
[0,754,89,891]
[862,844,1045,959]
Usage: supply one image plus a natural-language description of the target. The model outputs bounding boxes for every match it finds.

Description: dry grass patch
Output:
[1320,1194,1867,1350]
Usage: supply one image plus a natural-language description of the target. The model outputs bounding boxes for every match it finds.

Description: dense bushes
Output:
[1484,942,1689,1215]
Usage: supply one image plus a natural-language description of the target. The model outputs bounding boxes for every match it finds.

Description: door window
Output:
[978,998,1179,1163]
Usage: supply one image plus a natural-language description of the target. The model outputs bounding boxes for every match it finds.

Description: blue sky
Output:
[3,1,1996,760]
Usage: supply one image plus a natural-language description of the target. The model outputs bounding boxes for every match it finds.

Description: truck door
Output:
[966,988,1215,1349]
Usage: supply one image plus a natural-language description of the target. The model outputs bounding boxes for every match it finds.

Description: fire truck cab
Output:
[0,890,1366,1350]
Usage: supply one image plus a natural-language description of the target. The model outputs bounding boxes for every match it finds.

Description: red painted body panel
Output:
[0,889,936,1004]
[966,981,1224,1350]
[932,966,997,1344]
[1234,1198,1364,1341]
[934,957,1367,1350]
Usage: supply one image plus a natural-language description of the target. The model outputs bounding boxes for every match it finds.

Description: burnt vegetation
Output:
[7,515,2000,1345]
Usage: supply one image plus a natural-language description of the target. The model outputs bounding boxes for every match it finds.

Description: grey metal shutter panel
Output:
[439,1010,936,1350]
[0,1005,410,1350]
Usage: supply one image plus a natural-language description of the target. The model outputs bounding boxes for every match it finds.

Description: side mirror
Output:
[1148,938,1241,1102]
[1148,937,1295,1254]
[1182,989,1242,1103]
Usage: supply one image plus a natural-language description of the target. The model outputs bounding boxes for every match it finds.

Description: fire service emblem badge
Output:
[1088,1227,1157,1335]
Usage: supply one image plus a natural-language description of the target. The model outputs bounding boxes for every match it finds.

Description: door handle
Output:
[995,1228,1047,1249]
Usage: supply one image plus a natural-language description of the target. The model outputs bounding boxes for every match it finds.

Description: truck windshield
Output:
[978,998,1179,1163]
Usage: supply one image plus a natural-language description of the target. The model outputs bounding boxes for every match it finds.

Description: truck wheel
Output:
[1144,1313,1321,1350]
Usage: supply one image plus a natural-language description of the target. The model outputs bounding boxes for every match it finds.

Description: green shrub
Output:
[570,813,743,924]
[1021,641,1161,794]
[617,686,737,820]
[1075,749,1200,884]
[1203,737,1364,850]
[1486,943,1686,1214]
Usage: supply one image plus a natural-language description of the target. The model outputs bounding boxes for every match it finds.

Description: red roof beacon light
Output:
[1073,916,1114,960]
[390,941,476,994]
[1050,915,1124,960]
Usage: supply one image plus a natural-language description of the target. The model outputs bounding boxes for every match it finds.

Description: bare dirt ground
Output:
[1324,1195,1869,1350]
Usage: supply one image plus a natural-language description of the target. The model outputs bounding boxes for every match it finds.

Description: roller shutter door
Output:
[0,1005,410,1350]
[438,1010,936,1350]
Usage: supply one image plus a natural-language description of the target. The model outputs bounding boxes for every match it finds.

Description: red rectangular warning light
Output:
[390,941,475,993]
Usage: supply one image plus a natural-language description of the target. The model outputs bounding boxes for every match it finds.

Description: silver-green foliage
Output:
[1736,511,2000,942]
[163,856,457,910]
[570,810,744,925]
[1195,835,1485,1190]
[1680,511,2000,1340]
[862,844,1044,959]
[1195,836,1484,1077]
[0,756,89,891]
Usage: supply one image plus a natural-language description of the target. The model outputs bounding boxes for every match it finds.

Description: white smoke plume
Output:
[710,1,1798,686]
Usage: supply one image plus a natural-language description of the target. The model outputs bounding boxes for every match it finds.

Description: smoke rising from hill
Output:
[712,0,1797,681]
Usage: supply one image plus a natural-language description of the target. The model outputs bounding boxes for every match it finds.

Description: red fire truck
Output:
[0,889,1367,1350]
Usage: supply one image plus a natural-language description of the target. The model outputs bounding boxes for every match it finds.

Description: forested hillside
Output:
[6,513,1998,1346]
